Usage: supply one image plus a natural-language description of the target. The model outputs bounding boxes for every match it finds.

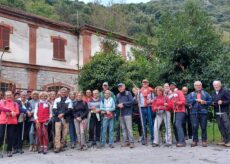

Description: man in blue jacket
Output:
[187,81,212,147]
[212,80,230,147]
[116,83,134,148]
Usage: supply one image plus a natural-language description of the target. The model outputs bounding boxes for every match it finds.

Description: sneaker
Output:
[12,149,19,154]
[109,144,115,148]
[96,142,101,149]
[176,143,186,147]
[152,143,159,147]
[164,143,172,147]
[87,142,93,148]
[81,145,88,151]
[217,142,225,146]
[38,147,43,154]
[19,149,24,154]
[121,143,129,147]
[7,151,13,157]
[29,145,33,152]
[191,142,197,147]
[129,143,135,148]
[71,143,75,149]
[43,147,48,155]
[54,148,60,153]
[224,143,230,147]
[202,142,208,147]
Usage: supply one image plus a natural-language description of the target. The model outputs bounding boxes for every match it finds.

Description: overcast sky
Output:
[79,0,151,5]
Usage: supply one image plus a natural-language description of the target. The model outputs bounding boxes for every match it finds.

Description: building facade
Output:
[0,6,135,93]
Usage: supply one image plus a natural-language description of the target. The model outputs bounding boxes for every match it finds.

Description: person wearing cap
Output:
[116,83,134,148]
[187,81,212,147]
[138,79,155,145]
[169,82,187,147]
[100,82,116,100]
[181,87,193,140]
[212,80,230,147]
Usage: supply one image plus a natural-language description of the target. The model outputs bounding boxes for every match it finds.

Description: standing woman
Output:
[0,91,19,157]
[14,91,32,154]
[28,91,39,151]
[34,92,52,154]
[152,86,172,147]
[72,92,89,150]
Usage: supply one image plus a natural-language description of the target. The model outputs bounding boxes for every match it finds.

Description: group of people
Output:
[0,79,230,158]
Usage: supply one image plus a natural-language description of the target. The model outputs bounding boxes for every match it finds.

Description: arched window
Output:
[47,85,70,93]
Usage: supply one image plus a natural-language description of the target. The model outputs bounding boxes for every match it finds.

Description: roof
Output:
[0,5,134,44]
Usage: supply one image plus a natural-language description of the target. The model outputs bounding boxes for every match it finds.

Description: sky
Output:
[79,0,151,5]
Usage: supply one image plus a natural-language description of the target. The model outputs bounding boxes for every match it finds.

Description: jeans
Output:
[0,124,16,152]
[216,112,230,143]
[74,119,85,146]
[120,115,134,144]
[101,117,114,145]
[28,122,35,145]
[183,111,192,138]
[190,113,208,142]
[141,107,154,142]
[175,112,186,144]
[69,119,77,144]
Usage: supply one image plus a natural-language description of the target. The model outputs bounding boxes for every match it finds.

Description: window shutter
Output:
[53,38,59,59]
[53,38,65,60]
[59,39,65,60]
[0,26,3,49]
[2,27,10,48]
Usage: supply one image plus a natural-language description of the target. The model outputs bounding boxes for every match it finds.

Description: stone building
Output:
[0,6,135,93]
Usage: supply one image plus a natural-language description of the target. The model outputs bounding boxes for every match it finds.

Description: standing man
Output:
[138,79,155,145]
[182,87,192,140]
[116,83,134,148]
[188,81,212,147]
[53,88,72,153]
[212,80,230,147]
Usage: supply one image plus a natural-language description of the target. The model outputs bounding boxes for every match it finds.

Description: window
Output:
[51,36,67,61]
[47,85,70,93]
[0,82,10,92]
[0,25,11,50]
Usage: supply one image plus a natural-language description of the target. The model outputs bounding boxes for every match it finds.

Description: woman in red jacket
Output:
[152,86,172,147]
[0,91,19,157]
[34,92,52,154]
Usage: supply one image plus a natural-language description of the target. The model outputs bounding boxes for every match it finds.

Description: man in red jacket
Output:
[0,91,19,157]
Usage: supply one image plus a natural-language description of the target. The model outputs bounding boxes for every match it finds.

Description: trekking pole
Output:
[164,96,169,144]
[0,114,9,158]
[212,108,215,143]
[137,89,147,145]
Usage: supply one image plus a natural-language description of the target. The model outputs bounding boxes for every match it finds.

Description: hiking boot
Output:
[191,142,197,147]
[7,151,13,157]
[224,143,230,147]
[29,145,33,152]
[129,143,135,148]
[152,143,159,147]
[217,142,225,146]
[109,144,115,148]
[176,143,186,147]
[202,142,208,147]
[81,145,88,151]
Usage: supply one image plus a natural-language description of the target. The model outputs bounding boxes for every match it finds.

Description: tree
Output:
[155,0,224,89]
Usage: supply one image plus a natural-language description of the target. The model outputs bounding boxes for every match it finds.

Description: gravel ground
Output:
[0,141,229,164]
